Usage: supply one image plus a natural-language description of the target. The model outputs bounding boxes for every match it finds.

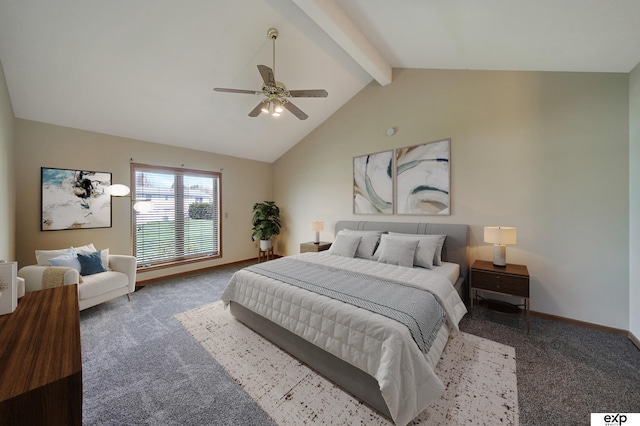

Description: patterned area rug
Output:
[176,301,518,425]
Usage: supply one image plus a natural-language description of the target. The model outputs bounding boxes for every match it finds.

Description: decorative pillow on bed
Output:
[77,251,108,276]
[376,235,419,267]
[336,229,383,259]
[327,234,362,258]
[388,232,446,268]
[431,235,446,266]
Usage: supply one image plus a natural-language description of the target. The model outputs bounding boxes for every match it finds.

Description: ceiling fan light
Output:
[261,101,270,114]
[274,100,283,113]
[272,111,281,117]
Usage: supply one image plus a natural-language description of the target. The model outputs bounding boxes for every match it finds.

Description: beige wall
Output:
[14,119,273,282]
[630,62,640,340]
[0,60,15,262]
[274,68,630,330]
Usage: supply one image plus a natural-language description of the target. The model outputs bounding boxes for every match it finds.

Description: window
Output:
[132,163,221,270]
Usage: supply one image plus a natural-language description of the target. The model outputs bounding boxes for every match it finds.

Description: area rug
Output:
[176,301,518,425]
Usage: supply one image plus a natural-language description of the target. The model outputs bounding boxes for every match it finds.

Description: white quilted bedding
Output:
[221,252,467,426]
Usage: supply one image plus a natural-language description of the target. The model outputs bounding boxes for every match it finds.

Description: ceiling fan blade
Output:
[257,65,275,87]
[214,88,261,95]
[248,102,264,117]
[288,89,328,98]
[283,101,308,120]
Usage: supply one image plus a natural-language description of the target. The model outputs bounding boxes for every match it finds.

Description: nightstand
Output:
[300,242,331,253]
[470,259,530,333]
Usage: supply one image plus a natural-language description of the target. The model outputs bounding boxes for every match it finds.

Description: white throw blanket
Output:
[221,252,467,426]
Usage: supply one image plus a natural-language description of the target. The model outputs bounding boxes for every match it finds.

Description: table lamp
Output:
[310,221,324,244]
[484,226,516,266]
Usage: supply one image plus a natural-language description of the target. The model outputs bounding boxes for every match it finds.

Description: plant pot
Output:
[259,239,272,251]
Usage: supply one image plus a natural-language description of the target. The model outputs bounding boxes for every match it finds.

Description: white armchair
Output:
[18,247,136,311]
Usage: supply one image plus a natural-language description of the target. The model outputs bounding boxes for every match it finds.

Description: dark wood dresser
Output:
[0,285,82,425]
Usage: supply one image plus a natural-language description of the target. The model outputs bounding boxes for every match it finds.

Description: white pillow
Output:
[388,233,446,268]
[328,234,362,258]
[99,248,110,269]
[376,235,419,267]
[337,230,383,259]
[36,247,73,266]
[73,243,97,254]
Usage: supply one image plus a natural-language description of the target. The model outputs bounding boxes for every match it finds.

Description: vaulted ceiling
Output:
[1,0,639,162]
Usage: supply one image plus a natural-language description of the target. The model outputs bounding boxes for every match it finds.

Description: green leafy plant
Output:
[251,201,281,241]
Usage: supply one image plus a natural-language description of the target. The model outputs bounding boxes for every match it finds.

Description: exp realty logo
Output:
[591,413,640,426]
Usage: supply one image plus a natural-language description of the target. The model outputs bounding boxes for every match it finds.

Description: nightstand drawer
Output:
[300,242,331,253]
[472,270,529,297]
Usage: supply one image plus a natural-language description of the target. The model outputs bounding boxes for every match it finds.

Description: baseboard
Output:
[135,257,259,286]
[629,331,640,350]
[530,310,628,336]
[471,297,630,337]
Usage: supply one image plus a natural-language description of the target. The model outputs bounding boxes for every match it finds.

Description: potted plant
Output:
[251,201,281,251]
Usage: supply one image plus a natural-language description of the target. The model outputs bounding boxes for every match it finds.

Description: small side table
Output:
[258,247,273,262]
[470,260,530,333]
[300,242,332,253]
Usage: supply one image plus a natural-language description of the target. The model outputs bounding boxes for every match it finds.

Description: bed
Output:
[221,221,469,425]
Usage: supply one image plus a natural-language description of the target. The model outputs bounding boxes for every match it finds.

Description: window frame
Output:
[130,163,222,272]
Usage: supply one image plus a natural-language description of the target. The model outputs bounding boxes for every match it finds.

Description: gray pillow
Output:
[337,230,383,259]
[328,234,362,258]
[431,235,447,266]
[376,235,419,267]
[387,233,445,269]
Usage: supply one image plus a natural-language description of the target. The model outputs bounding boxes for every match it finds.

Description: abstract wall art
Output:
[395,139,450,215]
[353,150,393,214]
[41,167,113,231]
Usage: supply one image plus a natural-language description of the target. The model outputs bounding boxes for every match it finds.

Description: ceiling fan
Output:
[213,28,328,120]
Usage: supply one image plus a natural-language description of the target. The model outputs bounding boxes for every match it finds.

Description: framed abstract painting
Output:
[353,150,393,214]
[395,139,451,215]
[41,167,113,231]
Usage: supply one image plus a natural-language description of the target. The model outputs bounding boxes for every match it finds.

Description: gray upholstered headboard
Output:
[335,221,470,297]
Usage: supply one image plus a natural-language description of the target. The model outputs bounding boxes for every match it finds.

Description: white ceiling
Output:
[1,0,639,163]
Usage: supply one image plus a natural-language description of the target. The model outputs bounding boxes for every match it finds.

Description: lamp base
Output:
[493,244,507,266]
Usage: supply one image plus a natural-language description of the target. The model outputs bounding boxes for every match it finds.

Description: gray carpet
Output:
[460,306,640,425]
[81,261,640,425]
[80,261,276,426]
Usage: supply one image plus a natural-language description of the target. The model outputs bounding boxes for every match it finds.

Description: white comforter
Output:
[221,252,467,425]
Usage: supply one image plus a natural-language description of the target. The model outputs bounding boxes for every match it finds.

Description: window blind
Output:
[132,164,221,269]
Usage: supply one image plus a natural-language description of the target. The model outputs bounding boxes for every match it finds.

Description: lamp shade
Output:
[484,226,516,245]
[133,200,153,213]
[310,221,324,244]
[310,221,324,231]
[108,184,130,197]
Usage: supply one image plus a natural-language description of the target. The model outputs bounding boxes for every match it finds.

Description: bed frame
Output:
[229,221,469,419]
